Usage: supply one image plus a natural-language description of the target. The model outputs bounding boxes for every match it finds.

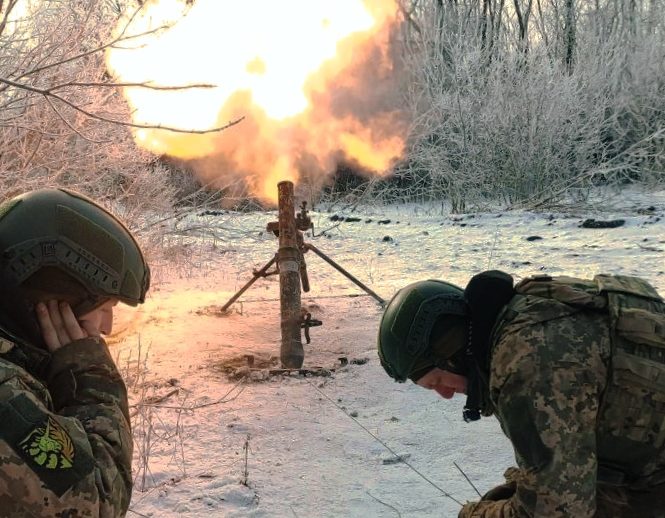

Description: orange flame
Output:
[106,0,405,203]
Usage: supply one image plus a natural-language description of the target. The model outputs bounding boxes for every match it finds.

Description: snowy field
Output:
[111,187,665,518]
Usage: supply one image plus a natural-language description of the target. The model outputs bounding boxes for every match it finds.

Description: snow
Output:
[112,187,665,517]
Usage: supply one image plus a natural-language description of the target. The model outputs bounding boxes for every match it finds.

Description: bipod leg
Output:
[220,255,277,312]
[304,243,385,305]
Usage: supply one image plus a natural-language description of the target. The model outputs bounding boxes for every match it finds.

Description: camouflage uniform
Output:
[0,337,132,517]
[460,274,665,518]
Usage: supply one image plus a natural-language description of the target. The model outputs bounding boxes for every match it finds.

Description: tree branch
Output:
[0,76,244,134]
[16,4,163,81]
[0,0,20,38]
[49,81,218,91]
[44,95,107,143]
[399,0,422,35]
[21,131,43,170]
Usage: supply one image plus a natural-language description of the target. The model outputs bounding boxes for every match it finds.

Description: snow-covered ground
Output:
[111,187,665,517]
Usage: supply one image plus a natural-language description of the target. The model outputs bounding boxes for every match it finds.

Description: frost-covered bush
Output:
[395,0,665,209]
[0,1,177,234]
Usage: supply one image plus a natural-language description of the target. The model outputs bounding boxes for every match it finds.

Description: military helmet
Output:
[377,279,467,382]
[0,188,150,311]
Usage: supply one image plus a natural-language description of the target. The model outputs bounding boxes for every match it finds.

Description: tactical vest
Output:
[507,274,665,486]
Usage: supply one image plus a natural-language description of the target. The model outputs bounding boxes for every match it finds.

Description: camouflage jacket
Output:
[460,274,665,518]
[0,338,132,517]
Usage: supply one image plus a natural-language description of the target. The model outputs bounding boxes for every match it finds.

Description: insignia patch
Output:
[20,416,75,469]
[0,393,95,496]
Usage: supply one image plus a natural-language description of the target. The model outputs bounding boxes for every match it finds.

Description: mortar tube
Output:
[277,181,304,368]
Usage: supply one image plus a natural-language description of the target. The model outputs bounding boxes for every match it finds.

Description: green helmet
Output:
[377,279,467,382]
[0,188,150,310]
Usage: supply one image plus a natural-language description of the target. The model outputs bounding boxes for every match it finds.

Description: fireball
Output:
[106,0,405,202]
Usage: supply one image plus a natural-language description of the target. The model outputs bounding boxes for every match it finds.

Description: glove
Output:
[481,467,520,501]
[480,481,517,502]
[458,468,522,518]
[458,499,514,518]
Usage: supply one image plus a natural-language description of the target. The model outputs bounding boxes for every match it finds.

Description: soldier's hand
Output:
[459,499,512,518]
[480,466,520,501]
[480,480,517,501]
[36,300,92,352]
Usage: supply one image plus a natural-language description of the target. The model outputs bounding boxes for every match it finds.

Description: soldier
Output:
[377,270,665,517]
[0,188,150,517]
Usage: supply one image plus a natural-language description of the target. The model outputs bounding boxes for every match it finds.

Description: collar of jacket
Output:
[0,327,51,381]
[462,270,515,421]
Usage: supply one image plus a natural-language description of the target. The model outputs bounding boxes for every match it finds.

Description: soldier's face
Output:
[78,299,119,336]
[416,368,467,399]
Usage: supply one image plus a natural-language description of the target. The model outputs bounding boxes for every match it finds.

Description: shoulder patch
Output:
[20,416,75,469]
[0,393,94,496]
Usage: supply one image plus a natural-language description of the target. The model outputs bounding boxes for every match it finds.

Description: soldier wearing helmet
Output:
[378,270,665,517]
[0,188,150,517]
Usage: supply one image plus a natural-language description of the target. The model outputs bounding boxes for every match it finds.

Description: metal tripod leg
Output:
[304,243,385,305]
[220,254,277,312]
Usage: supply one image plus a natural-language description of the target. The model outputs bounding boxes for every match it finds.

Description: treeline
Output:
[388,0,665,210]
[1,1,663,217]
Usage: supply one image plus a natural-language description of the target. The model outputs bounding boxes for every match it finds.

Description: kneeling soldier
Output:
[378,270,665,517]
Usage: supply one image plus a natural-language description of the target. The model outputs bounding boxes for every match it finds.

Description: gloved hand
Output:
[458,468,521,518]
[480,481,517,502]
[458,499,514,518]
[481,467,520,501]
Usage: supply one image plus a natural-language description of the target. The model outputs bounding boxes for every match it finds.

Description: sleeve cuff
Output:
[45,337,115,385]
